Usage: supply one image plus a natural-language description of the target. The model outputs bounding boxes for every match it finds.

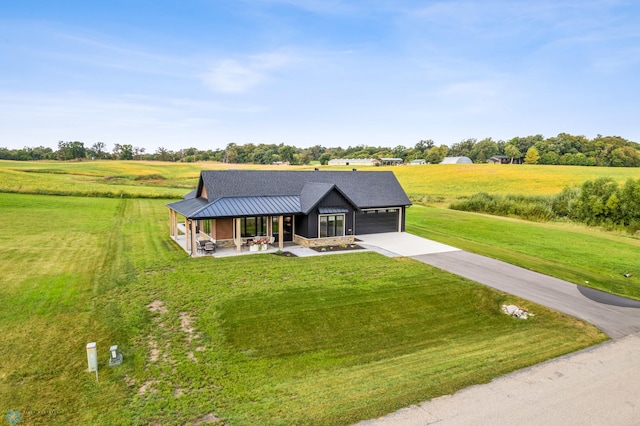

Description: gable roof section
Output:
[167,196,209,217]
[299,182,358,214]
[199,170,410,209]
[299,182,334,214]
[170,170,411,219]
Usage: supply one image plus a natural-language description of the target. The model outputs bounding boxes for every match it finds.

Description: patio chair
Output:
[197,240,207,254]
[204,241,215,254]
[268,236,275,247]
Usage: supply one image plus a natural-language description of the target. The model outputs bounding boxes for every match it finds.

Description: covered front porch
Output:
[169,211,295,257]
[169,232,320,258]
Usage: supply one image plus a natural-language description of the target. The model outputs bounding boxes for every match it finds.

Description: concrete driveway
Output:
[355,232,640,425]
[357,232,460,257]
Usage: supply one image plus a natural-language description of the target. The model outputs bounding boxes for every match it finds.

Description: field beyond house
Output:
[2,159,640,201]
[2,160,638,424]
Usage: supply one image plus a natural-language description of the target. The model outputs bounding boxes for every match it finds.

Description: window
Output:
[319,214,345,238]
[240,216,268,237]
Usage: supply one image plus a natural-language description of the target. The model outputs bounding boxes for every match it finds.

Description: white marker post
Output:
[86,342,98,382]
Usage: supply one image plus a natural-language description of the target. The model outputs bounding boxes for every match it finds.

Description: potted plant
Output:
[248,237,269,252]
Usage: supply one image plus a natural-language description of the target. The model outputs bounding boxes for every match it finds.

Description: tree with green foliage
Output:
[504,144,522,164]
[89,141,107,159]
[414,139,434,157]
[524,147,540,164]
[448,138,476,158]
[318,153,331,165]
[470,138,499,163]
[425,145,448,164]
[56,140,86,160]
[574,177,620,225]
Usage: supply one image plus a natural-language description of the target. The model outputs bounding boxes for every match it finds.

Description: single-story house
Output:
[328,158,380,166]
[379,158,404,166]
[487,155,522,164]
[409,159,426,165]
[441,156,473,164]
[167,170,411,256]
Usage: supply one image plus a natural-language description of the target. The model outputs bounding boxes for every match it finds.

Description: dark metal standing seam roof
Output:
[167,197,209,217]
[318,207,349,214]
[192,196,301,218]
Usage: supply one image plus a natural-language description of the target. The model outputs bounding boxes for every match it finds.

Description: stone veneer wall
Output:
[215,239,236,248]
[293,234,355,248]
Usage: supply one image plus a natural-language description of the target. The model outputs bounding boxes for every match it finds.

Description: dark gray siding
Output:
[296,214,312,238]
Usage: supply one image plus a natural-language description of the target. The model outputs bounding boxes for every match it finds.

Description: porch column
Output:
[169,209,174,239]
[398,207,403,232]
[235,218,242,252]
[278,215,284,249]
[173,211,178,238]
[190,219,197,255]
[185,218,190,248]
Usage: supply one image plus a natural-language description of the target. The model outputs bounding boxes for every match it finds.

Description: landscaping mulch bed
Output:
[310,244,364,253]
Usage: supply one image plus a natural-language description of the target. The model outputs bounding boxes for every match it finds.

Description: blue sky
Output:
[1,1,639,152]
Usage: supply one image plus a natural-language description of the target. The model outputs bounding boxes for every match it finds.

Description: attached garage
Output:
[355,208,400,234]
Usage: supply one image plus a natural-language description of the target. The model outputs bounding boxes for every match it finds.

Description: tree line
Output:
[1,133,639,167]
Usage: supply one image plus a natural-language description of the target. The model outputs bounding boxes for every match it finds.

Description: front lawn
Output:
[0,194,605,425]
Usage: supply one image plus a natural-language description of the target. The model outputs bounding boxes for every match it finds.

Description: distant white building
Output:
[441,156,473,164]
[409,159,426,165]
[328,158,381,166]
[379,158,404,166]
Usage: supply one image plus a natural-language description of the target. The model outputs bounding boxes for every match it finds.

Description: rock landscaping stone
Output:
[502,304,534,319]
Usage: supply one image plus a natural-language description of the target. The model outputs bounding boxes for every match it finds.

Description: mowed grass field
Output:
[1,160,638,424]
[0,193,605,425]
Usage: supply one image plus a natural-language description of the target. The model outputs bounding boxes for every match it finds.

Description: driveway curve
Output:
[358,232,640,339]
[414,250,640,339]
[355,232,640,425]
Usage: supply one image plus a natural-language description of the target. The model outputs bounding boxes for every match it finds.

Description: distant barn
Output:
[379,158,404,166]
[328,158,380,166]
[441,156,473,164]
[488,155,523,164]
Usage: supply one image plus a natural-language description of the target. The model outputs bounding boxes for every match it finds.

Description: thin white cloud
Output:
[200,51,299,94]
[202,60,265,93]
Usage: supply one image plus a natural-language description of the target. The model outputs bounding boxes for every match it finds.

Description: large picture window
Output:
[240,216,268,237]
[319,214,344,238]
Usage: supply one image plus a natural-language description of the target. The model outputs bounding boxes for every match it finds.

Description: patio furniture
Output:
[197,240,207,254]
[204,241,216,254]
